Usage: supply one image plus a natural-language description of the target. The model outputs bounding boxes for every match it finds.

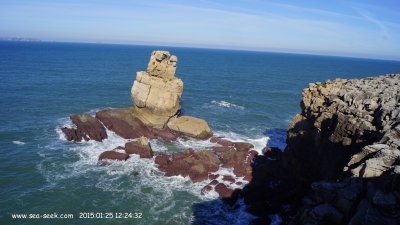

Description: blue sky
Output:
[1,0,399,60]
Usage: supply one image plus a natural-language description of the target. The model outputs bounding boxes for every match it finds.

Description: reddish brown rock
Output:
[222,175,236,184]
[61,127,86,142]
[125,136,154,158]
[212,146,233,152]
[183,148,195,155]
[150,127,180,141]
[156,149,221,183]
[70,114,107,142]
[219,149,246,168]
[209,174,220,180]
[98,151,130,161]
[164,160,191,177]
[188,164,209,183]
[210,137,234,146]
[233,163,253,181]
[201,185,213,195]
[214,183,236,199]
[154,153,171,172]
[96,108,179,141]
[233,142,254,152]
[209,180,219,185]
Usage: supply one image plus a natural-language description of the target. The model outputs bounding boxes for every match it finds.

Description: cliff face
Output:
[282,74,400,224]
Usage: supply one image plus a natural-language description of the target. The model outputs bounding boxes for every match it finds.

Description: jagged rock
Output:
[98,151,130,161]
[147,50,177,78]
[125,136,154,158]
[95,108,178,141]
[212,146,233,152]
[243,74,400,224]
[348,200,390,225]
[155,149,220,183]
[62,114,107,142]
[309,203,343,224]
[210,137,234,146]
[233,142,254,152]
[167,116,213,140]
[61,127,86,142]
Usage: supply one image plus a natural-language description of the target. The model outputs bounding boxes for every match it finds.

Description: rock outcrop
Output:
[285,74,400,225]
[62,114,107,142]
[239,73,400,224]
[131,50,183,128]
[167,116,213,140]
[125,136,154,158]
[154,149,221,183]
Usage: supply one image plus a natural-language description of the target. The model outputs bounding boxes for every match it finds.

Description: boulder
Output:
[167,116,213,140]
[210,137,234,146]
[98,151,130,161]
[125,136,154,158]
[61,127,86,142]
[69,114,107,142]
[95,108,178,141]
[62,114,107,142]
[154,149,220,183]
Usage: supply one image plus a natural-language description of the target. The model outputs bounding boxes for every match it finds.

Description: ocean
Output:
[1,41,399,225]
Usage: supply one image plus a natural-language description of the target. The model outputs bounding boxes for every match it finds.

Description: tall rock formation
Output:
[131,50,183,128]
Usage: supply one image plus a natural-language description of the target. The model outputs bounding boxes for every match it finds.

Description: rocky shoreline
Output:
[245,73,400,224]
[61,51,399,224]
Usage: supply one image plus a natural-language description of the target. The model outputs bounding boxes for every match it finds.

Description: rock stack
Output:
[63,50,213,142]
[131,50,183,128]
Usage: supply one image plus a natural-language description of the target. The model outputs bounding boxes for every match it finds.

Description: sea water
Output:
[1,41,399,225]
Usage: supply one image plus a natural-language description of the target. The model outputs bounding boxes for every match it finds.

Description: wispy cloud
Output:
[353,7,389,40]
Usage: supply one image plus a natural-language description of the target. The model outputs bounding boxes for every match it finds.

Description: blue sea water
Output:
[1,41,399,225]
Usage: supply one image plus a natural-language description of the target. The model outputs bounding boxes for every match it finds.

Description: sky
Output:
[1,0,400,60]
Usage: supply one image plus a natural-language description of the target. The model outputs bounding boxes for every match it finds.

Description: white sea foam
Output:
[213,131,269,154]
[211,100,244,109]
[13,141,26,145]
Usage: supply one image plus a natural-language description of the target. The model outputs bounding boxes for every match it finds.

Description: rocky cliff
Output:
[244,74,400,224]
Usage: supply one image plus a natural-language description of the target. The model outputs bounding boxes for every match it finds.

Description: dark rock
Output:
[233,142,254,152]
[209,180,219,185]
[98,151,130,161]
[212,146,233,152]
[210,137,234,146]
[309,203,343,224]
[61,127,83,142]
[70,114,107,142]
[96,108,178,140]
[154,153,171,172]
[222,176,235,184]
[262,147,282,158]
[125,136,153,158]
[200,185,212,195]
[214,183,234,198]
[209,174,220,180]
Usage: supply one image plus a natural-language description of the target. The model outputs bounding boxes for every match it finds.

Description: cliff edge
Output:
[245,73,400,224]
